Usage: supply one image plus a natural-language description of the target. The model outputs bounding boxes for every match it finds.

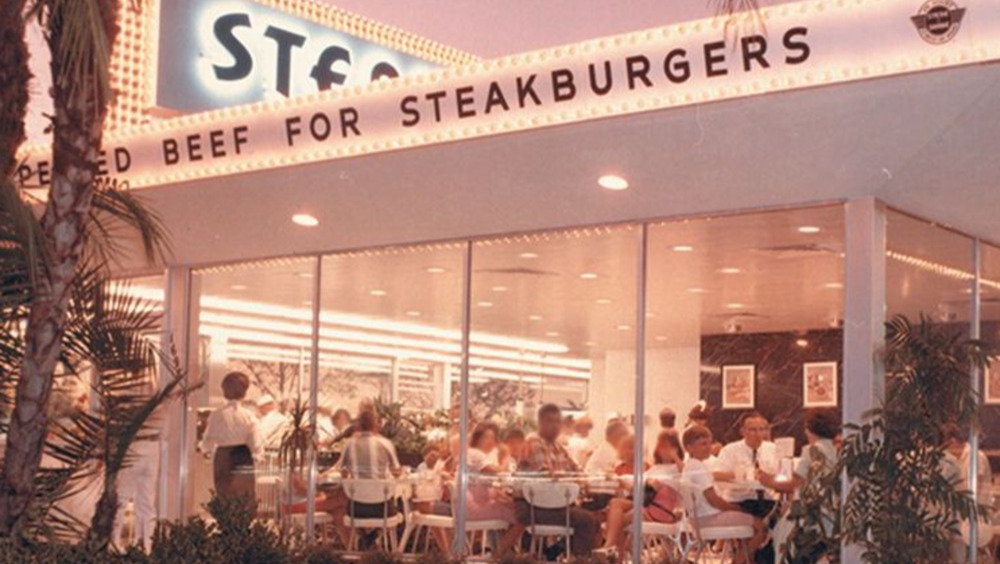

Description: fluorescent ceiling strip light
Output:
[202,325,591,380]
[199,311,590,369]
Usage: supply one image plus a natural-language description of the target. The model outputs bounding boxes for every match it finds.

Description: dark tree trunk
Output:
[89,473,119,545]
[0,0,29,177]
[0,0,120,537]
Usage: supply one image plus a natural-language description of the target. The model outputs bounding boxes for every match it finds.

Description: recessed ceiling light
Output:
[595,298,612,305]
[824,282,844,289]
[720,267,742,274]
[426,267,446,274]
[528,315,543,321]
[580,272,598,280]
[370,289,387,296]
[519,252,539,259]
[298,272,314,278]
[291,213,319,227]
[617,325,632,331]
[687,288,708,294]
[477,301,494,308]
[230,284,248,291]
[546,331,560,337]
[798,226,821,234]
[672,245,694,252]
[726,303,745,309]
[795,338,809,348]
[491,286,509,292]
[598,174,629,191]
[655,335,668,341]
[406,310,422,317]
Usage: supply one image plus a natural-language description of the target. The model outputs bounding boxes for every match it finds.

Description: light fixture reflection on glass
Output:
[720,267,741,274]
[673,245,694,252]
[370,289,387,296]
[824,282,844,289]
[795,338,809,348]
[687,288,708,294]
[595,298,612,305]
[406,310,422,317]
[519,252,539,259]
[492,286,509,292]
[598,174,629,191]
[230,284,248,291]
[546,331,560,337]
[528,315,543,321]
[426,267,446,274]
[726,303,745,309]
[655,335,668,341]
[298,272,314,278]
[580,272,598,280]
[617,325,631,331]
[477,301,494,308]
[291,213,319,227]
[798,226,821,234]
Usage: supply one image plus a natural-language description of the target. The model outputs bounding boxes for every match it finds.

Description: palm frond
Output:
[87,178,172,267]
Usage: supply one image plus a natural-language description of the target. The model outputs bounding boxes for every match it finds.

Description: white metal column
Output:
[630,225,649,564]
[841,197,887,564]
[969,239,982,562]
[452,241,473,555]
[306,257,322,542]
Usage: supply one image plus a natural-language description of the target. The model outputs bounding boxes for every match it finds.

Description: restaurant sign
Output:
[15,0,1000,190]
[157,0,441,112]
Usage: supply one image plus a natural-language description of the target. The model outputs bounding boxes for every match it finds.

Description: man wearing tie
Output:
[716,412,779,563]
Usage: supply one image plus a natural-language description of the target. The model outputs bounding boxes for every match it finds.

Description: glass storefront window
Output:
[469,226,638,558]
[185,259,317,522]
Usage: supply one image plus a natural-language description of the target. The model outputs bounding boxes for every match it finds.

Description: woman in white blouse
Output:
[200,372,260,500]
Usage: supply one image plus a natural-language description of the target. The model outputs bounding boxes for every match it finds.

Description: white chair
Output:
[679,481,754,563]
[289,512,335,543]
[342,478,405,552]
[522,481,581,560]
[399,481,510,557]
[255,475,282,523]
[628,519,686,564]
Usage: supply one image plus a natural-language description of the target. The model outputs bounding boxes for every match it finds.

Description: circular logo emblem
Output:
[911,0,966,44]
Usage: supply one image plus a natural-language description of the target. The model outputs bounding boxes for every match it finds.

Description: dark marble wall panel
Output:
[699,329,843,453]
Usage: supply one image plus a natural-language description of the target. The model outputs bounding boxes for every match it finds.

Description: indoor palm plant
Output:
[786,315,990,564]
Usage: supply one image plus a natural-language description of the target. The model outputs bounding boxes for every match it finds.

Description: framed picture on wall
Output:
[722,365,755,409]
[803,362,838,407]
[985,356,1000,405]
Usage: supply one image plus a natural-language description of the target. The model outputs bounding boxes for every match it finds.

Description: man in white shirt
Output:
[567,415,596,466]
[584,419,629,475]
[256,394,289,450]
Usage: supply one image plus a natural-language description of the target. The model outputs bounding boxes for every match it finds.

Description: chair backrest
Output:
[522,481,580,509]
[342,478,397,504]
[678,480,705,538]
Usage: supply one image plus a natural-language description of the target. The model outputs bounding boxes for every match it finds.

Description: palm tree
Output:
[0,0,172,538]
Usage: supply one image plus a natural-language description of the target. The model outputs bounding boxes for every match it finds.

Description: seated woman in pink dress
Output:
[466,422,525,557]
[602,429,684,556]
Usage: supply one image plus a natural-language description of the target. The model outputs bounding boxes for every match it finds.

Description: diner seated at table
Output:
[685,402,724,456]
[567,415,596,466]
[516,403,600,557]
[584,419,629,475]
[715,412,779,561]
[682,425,755,529]
[503,428,526,473]
[757,409,839,564]
[466,422,526,557]
[602,429,684,556]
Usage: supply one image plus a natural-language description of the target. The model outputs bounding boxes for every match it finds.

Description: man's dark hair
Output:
[537,403,562,420]
[659,407,676,428]
[739,411,768,428]
[682,424,713,448]
[805,409,841,440]
[357,407,379,432]
[471,422,501,448]
[503,428,526,442]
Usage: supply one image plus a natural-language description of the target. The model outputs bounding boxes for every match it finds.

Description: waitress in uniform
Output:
[200,372,260,500]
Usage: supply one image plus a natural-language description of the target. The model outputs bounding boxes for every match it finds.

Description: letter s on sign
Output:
[213,13,254,81]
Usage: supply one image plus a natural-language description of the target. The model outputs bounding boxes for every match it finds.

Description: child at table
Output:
[681,425,754,529]
[602,430,684,556]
